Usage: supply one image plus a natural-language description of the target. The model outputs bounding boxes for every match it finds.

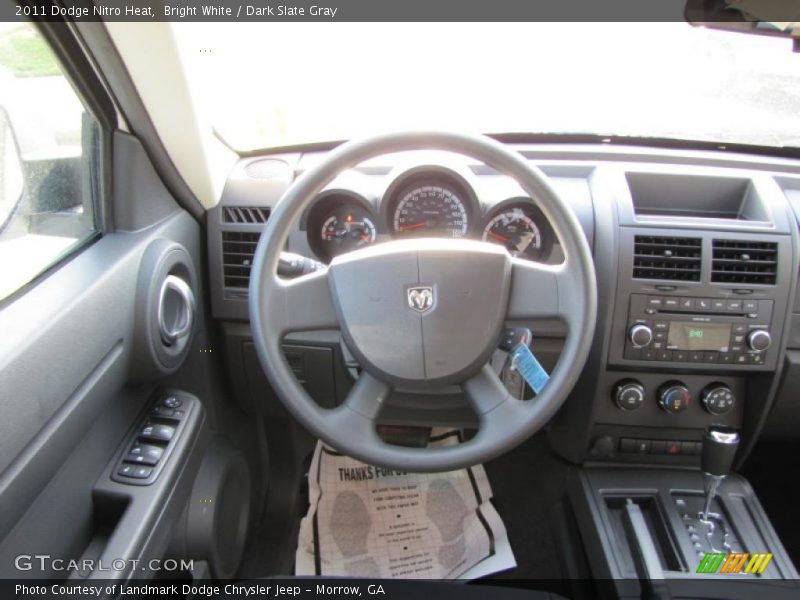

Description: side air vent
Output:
[222,231,260,288]
[711,240,778,285]
[633,236,702,281]
[222,206,270,224]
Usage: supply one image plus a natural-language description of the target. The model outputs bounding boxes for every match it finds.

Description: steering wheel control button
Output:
[701,384,736,415]
[139,422,175,443]
[629,324,653,349]
[614,379,646,411]
[658,382,692,414]
[117,464,153,479]
[126,443,164,466]
[162,395,182,409]
[498,327,533,352]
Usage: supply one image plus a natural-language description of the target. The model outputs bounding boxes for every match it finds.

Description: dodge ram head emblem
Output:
[407,286,434,313]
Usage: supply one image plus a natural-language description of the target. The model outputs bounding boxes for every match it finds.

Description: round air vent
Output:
[131,239,198,381]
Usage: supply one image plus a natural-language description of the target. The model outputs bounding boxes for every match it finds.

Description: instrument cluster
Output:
[304,167,554,262]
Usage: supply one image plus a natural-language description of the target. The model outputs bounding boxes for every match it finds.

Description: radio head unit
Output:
[623,294,773,366]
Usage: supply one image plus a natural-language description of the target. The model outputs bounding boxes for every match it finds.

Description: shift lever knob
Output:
[701,427,740,476]
[700,427,740,520]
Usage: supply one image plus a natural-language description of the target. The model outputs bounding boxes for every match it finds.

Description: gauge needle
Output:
[487,230,510,243]
[399,222,427,232]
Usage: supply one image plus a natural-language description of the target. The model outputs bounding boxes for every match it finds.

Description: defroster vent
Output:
[633,236,702,281]
[711,240,778,285]
[222,206,270,224]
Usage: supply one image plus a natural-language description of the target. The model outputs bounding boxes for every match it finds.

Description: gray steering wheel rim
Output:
[249,131,597,472]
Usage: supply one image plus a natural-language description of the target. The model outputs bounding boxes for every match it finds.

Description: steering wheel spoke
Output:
[342,370,393,420]
[263,268,339,336]
[462,364,512,415]
[507,257,581,322]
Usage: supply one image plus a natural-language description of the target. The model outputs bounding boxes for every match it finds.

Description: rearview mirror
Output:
[0,106,24,234]
[685,0,800,51]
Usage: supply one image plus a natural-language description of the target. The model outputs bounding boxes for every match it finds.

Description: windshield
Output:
[173,22,800,152]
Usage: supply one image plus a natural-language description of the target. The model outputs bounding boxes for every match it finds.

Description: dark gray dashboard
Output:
[208,142,800,466]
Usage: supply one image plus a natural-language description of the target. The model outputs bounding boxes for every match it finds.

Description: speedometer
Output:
[392,184,469,238]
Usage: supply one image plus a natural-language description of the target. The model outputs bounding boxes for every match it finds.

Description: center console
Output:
[550,168,800,598]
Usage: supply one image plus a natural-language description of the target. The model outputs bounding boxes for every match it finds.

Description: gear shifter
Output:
[700,426,740,520]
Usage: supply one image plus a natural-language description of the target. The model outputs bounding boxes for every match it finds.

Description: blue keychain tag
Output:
[509,342,550,395]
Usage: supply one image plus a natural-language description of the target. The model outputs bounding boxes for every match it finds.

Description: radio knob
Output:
[701,384,735,416]
[747,330,771,352]
[658,382,691,414]
[629,324,654,349]
[614,379,646,411]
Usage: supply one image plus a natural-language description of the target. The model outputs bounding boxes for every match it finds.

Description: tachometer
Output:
[392,184,469,238]
[482,207,542,258]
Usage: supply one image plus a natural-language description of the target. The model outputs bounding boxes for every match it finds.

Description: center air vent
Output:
[222,231,260,288]
[633,236,702,281]
[711,240,778,285]
[222,206,270,224]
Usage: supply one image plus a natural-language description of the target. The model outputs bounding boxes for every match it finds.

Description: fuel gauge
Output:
[316,207,376,260]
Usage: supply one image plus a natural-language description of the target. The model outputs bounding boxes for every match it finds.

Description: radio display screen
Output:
[667,322,731,351]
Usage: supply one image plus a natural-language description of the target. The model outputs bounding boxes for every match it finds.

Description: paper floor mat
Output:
[295,430,516,579]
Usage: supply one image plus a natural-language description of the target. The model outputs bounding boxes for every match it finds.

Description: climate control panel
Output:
[612,379,736,416]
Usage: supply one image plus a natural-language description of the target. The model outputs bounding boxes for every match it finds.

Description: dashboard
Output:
[302,165,555,263]
[208,142,800,468]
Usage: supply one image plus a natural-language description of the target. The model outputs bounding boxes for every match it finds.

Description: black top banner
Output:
[3,0,798,23]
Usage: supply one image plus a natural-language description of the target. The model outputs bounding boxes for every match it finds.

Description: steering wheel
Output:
[249,132,596,472]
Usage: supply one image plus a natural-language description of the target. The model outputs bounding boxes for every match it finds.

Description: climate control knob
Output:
[629,324,654,349]
[614,379,646,411]
[701,384,735,416]
[658,382,691,414]
[747,329,771,352]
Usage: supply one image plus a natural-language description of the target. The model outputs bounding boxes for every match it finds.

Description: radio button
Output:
[647,296,664,308]
[629,324,654,348]
[733,324,747,334]
[663,298,679,309]
[712,299,727,311]
[624,346,642,360]
[747,329,772,352]
[727,300,743,312]
[654,321,669,331]
[697,298,712,310]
